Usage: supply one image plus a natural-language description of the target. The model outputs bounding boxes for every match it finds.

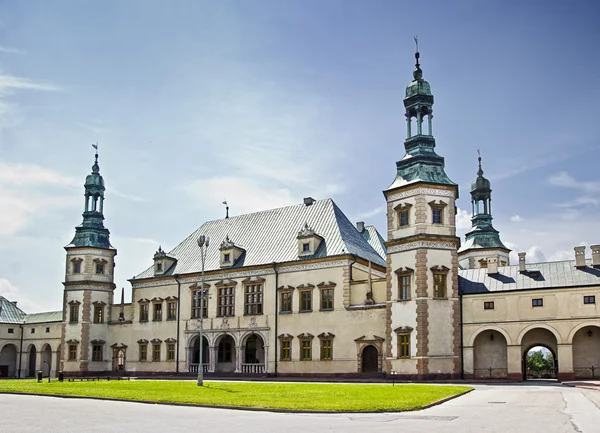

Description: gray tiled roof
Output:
[459,259,600,294]
[0,296,26,324]
[360,225,387,259]
[135,199,386,279]
[24,311,62,323]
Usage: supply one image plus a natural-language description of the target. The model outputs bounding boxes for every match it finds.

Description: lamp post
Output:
[197,234,210,386]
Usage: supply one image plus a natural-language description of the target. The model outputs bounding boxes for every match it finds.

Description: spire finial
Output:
[477,149,484,177]
[413,36,423,80]
[91,142,100,173]
[223,200,229,219]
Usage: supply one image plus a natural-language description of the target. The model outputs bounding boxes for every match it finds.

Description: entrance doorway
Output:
[361,345,379,373]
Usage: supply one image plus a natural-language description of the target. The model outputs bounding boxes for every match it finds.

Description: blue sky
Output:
[1,0,599,312]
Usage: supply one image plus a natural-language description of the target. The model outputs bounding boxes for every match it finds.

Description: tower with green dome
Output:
[458,154,511,269]
[383,44,461,380]
[61,148,117,374]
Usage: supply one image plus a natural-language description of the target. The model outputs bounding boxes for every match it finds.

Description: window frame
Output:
[300,338,312,361]
[68,344,78,361]
[244,282,263,315]
[153,302,163,321]
[433,273,447,298]
[532,298,544,307]
[217,285,236,317]
[319,284,335,311]
[280,290,293,314]
[394,202,412,229]
[167,300,177,320]
[584,295,596,305]
[95,263,105,274]
[93,304,105,324]
[279,336,292,361]
[298,288,313,313]
[92,344,103,362]
[73,261,81,274]
[428,200,448,226]
[152,342,161,362]
[318,333,334,360]
[484,301,495,310]
[138,342,148,361]
[69,302,80,324]
[166,343,176,361]
[191,286,209,319]
[398,333,410,358]
[139,302,149,322]
[398,272,412,301]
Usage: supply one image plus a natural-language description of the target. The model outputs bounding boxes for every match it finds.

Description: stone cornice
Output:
[387,239,459,254]
[385,185,457,201]
[386,234,460,250]
[65,248,116,257]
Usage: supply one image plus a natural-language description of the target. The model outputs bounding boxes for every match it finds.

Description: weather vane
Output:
[223,200,229,219]
[414,35,419,52]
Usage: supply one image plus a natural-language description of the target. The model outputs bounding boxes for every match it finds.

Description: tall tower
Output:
[458,154,510,269]
[61,149,116,374]
[383,45,461,379]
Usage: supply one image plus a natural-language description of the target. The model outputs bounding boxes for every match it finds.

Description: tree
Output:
[526,349,554,372]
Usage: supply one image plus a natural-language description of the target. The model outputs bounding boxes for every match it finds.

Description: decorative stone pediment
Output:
[394,326,414,334]
[317,281,336,288]
[215,279,237,287]
[297,333,314,339]
[242,277,266,284]
[68,300,81,306]
[297,223,324,257]
[318,332,335,339]
[92,301,106,306]
[164,296,178,301]
[91,339,105,345]
[393,202,413,211]
[137,339,149,344]
[354,335,385,343]
[153,246,177,276]
[189,282,210,290]
[430,265,450,274]
[277,285,295,291]
[297,283,315,289]
[66,339,80,344]
[278,334,294,340]
[111,343,128,349]
[151,297,164,303]
[165,338,177,343]
[219,236,246,268]
[394,267,414,275]
[150,338,162,343]
[428,200,448,208]
[137,298,150,304]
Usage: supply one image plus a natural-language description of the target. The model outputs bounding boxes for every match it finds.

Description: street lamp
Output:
[197,234,210,386]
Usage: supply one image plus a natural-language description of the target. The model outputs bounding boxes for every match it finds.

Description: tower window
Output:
[96,264,104,274]
[432,208,443,224]
[398,333,410,358]
[69,304,79,323]
[400,211,409,227]
[398,274,411,300]
[68,344,78,361]
[73,262,81,274]
[93,305,104,324]
[433,273,447,298]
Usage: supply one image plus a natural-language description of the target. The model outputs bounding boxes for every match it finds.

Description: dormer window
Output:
[219,236,245,268]
[297,223,324,258]
[428,200,448,225]
[156,263,163,272]
[153,246,177,276]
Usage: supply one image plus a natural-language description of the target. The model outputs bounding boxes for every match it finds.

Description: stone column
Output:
[264,344,269,373]
[462,346,474,379]
[235,345,242,373]
[209,345,216,373]
[557,344,574,381]
[507,345,522,380]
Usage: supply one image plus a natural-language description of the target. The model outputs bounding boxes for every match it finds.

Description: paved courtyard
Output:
[1,382,600,432]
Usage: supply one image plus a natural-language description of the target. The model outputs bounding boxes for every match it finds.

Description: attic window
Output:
[302,243,310,252]
[224,253,230,263]
[156,263,163,272]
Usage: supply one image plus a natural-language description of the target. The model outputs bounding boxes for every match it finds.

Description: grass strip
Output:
[0,380,471,412]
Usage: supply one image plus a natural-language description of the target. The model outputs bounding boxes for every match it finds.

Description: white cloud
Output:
[555,196,599,207]
[0,162,75,186]
[0,75,61,92]
[0,278,46,313]
[510,214,524,222]
[0,46,22,54]
[548,171,600,193]
[456,208,472,231]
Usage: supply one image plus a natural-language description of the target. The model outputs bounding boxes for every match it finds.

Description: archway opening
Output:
[189,336,209,373]
[0,344,18,378]
[473,330,508,379]
[216,335,235,373]
[41,344,52,377]
[524,346,556,380]
[520,327,558,381]
[28,346,37,378]
[361,345,379,373]
[573,325,600,379]
[242,334,265,374]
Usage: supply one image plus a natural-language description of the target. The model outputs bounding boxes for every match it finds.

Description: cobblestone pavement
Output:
[2,381,600,433]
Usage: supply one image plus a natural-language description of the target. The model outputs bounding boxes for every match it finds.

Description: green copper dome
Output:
[405,78,432,98]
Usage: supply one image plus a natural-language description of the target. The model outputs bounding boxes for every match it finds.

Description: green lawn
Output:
[0,380,471,411]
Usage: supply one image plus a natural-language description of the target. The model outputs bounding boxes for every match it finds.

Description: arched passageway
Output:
[242,334,265,373]
[216,335,235,373]
[41,344,52,377]
[0,344,18,378]
[28,345,37,378]
[573,325,600,378]
[188,335,209,373]
[473,330,508,378]
[521,328,558,380]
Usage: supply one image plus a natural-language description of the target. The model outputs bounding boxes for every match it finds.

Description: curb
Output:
[0,387,473,414]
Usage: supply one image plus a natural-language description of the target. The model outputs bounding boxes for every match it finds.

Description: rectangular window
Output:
[30,328,35,334]
[45,327,50,333]
[139,304,149,322]
[93,306,104,324]
[156,263,163,272]
[299,290,312,312]
[398,334,410,358]
[302,243,310,252]
[320,338,332,360]
[68,344,77,361]
[153,303,162,321]
[167,301,177,320]
[8,328,14,334]
[399,210,409,227]
[280,340,291,361]
[320,288,334,311]
[484,301,495,310]
[191,290,208,319]
[280,292,292,313]
[584,296,596,305]
[245,284,263,315]
[433,274,447,298]
[432,208,443,225]
[92,345,103,362]
[166,343,176,361]
[532,298,543,307]
[152,343,161,362]
[139,344,148,361]
[300,339,312,360]
[217,286,235,317]
[69,305,79,323]
[224,253,230,263]
[399,274,411,300]
[73,262,81,273]
[95,263,104,274]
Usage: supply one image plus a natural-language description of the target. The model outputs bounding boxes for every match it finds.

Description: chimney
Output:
[591,245,600,269]
[518,252,526,273]
[574,246,586,268]
[303,197,316,206]
[356,221,365,233]
[487,256,499,275]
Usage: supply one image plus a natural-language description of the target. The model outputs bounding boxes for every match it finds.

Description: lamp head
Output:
[197,235,206,247]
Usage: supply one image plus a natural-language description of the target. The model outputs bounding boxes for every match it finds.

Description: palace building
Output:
[1,50,599,381]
